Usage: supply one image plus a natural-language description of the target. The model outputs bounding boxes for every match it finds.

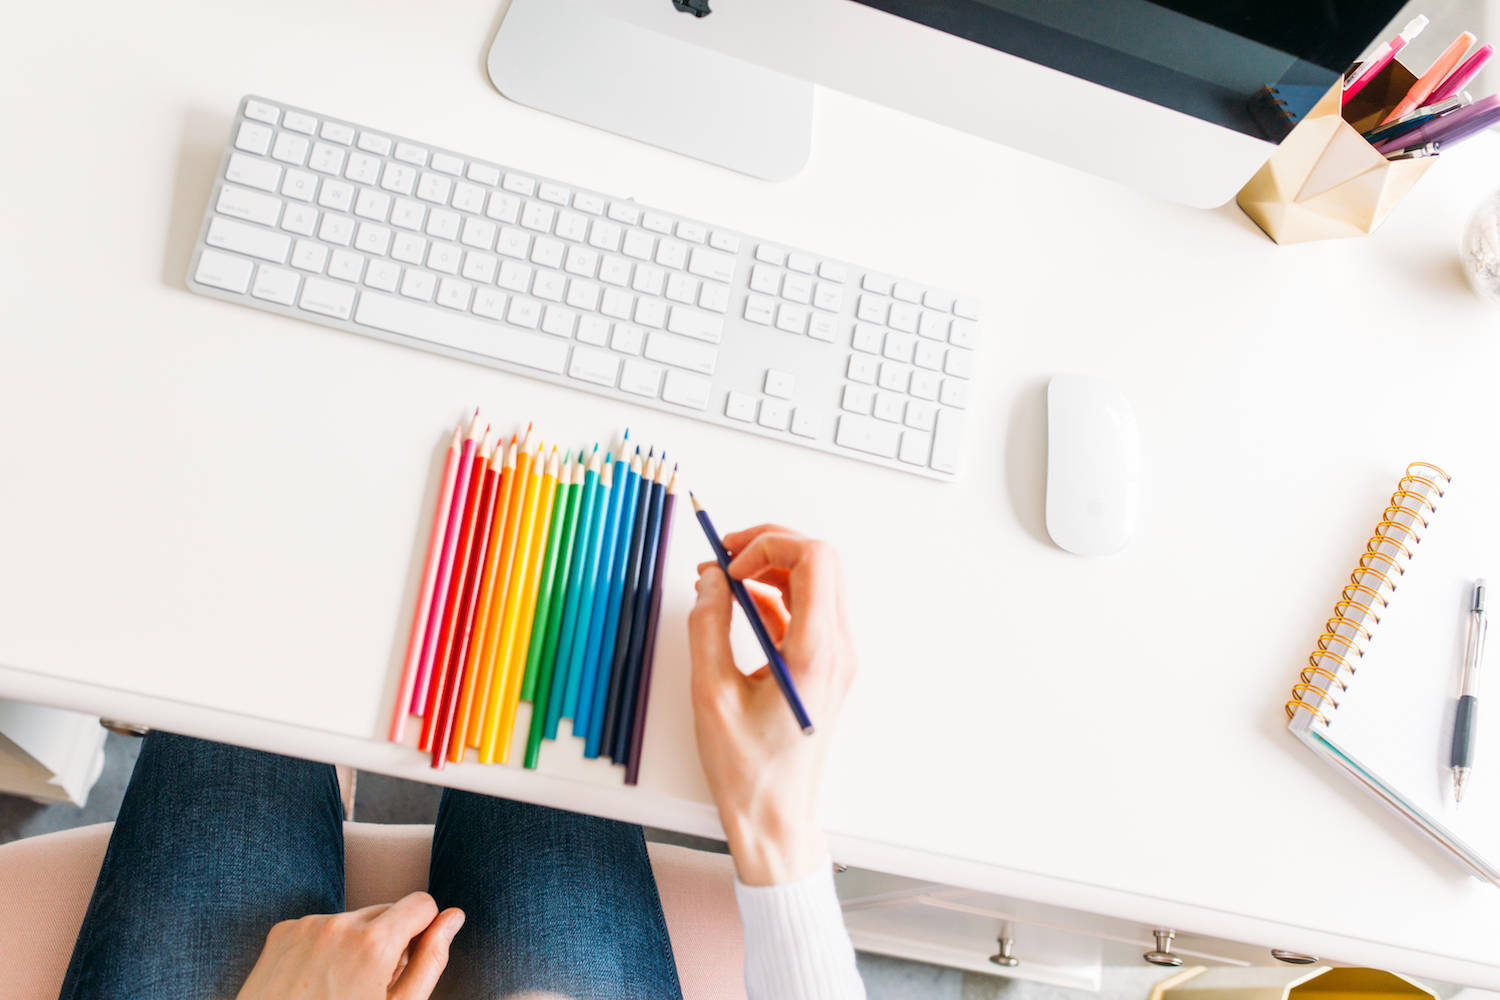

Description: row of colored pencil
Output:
[390,411,679,784]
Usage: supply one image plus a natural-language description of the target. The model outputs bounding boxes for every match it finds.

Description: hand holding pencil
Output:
[688,524,857,887]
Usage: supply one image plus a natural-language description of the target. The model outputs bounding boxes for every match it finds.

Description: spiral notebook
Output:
[1285,463,1500,886]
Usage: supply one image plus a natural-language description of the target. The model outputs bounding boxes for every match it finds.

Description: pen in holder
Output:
[1237,60,1435,245]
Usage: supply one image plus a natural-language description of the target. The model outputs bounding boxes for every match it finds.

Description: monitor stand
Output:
[486,0,813,181]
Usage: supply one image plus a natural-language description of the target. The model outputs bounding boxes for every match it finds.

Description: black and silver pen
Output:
[1452,580,1488,802]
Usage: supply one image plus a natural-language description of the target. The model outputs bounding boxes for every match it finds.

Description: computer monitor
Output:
[487,0,1407,207]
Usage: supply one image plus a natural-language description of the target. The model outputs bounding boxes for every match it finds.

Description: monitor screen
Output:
[848,0,1408,139]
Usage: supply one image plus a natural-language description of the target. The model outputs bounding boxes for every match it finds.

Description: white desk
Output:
[6,0,1500,986]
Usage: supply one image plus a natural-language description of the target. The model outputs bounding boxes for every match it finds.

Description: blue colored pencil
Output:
[585,447,642,757]
[690,492,814,735]
[576,442,629,736]
[612,458,669,763]
[600,451,661,758]
[561,449,613,723]
[546,445,603,737]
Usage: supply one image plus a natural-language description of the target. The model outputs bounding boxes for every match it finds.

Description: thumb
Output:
[389,907,463,1000]
[688,566,739,689]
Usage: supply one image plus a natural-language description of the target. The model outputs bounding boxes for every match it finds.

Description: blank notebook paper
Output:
[1286,463,1500,885]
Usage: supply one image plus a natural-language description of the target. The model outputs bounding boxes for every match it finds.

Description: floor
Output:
[0,734,1491,1000]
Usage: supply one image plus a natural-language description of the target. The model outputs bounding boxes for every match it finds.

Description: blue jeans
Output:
[59,732,683,1000]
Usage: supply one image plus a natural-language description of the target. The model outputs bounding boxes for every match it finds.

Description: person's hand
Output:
[235,892,464,1000]
[688,524,857,886]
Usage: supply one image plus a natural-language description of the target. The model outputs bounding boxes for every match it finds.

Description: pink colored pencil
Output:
[390,424,463,742]
[410,409,483,715]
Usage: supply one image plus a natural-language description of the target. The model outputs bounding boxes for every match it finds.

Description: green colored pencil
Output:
[525,450,587,767]
[520,456,575,702]
[550,446,604,736]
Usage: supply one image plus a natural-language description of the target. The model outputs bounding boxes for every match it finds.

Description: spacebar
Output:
[354,292,569,374]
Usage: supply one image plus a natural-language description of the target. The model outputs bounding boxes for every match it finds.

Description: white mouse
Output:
[1045,375,1141,557]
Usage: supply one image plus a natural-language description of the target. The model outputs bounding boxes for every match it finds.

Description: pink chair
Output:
[0,822,747,1000]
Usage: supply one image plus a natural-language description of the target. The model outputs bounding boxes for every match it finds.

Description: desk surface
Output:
[6,0,1500,985]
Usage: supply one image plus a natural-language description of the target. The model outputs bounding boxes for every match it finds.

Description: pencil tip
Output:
[647,445,655,457]
[592,442,599,452]
[624,427,630,440]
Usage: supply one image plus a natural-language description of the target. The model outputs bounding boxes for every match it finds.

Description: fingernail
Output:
[448,911,465,936]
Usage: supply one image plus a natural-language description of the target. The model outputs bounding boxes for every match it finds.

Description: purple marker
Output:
[1377,94,1500,154]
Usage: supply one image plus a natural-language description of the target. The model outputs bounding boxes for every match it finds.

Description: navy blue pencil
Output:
[612,458,670,763]
[689,493,814,735]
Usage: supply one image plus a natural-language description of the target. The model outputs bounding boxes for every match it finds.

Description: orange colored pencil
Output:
[495,446,561,763]
[448,432,520,763]
[478,441,550,763]
[470,429,535,748]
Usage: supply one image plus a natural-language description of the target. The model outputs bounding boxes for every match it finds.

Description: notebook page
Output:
[1321,479,1500,868]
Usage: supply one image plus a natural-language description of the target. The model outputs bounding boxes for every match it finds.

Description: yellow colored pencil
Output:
[478,439,545,763]
[496,447,562,763]
[449,432,520,762]
[467,428,532,748]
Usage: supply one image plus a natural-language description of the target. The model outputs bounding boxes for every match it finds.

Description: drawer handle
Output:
[1144,928,1184,967]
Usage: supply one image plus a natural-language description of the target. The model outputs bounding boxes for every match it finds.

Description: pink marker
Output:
[1345,15,1429,103]
[390,424,463,743]
[411,409,483,715]
[1429,43,1494,104]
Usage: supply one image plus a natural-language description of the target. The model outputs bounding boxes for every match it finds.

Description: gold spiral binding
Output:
[1285,463,1450,723]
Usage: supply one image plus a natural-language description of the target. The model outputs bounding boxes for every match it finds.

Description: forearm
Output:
[735,858,867,1000]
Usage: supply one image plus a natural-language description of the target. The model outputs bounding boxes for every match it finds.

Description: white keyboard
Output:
[188,96,981,479]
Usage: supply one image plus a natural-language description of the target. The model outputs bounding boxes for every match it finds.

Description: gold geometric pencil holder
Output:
[1238,61,1435,245]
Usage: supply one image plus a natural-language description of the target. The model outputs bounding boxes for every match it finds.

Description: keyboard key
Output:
[790,409,819,438]
[725,391,755,422]
[468,162,501,186]
[327,249,364,283]
[576,315,609,345]
[235,121,273,155]
[452,182,486,214]
[226,152,282,192]
[655,239,688,270]
[699,282,730,314]
[954,298,980,319]
[687,246,735,284]
[272,132,309,165]
[944,350,974,379]
[565,246,600,278]
[472,287,507,320]
[521,201,555,233]
[503,173,536,196]
[758,398,791,431]
[565,279,601,311]
[888,302,919,333]
[677,221,707,244]
[426,209,461,242]
[461,217,497,251]
[878,362,911,393]
[661,369,710,409]
[851,323,882,353]
[930,408,963,473]
[193,248,254,293]
[899,430,932,466]
[569,346,620,387]
[574,192,605,215]
[949,321,977,349]
[808,313,837,342]
[883,332,916,363]
[417,172,452,204]
[533,271,565,302]
[635,297,667,329]
[607,201,641,225]
[309,142,345,175]
[486,192,521,224]
[394,142,428,166]
[782,274,812,305]
[835,413,898,458]
[529,236,565,271]
[918,311,949,341]
[856,295,887,324]
[431,152,464,176]
[355,291,569,373]
[206,216,291,264]
[665,273,697,304]
[818,261,847,282]
[281,169,317,202]
[462,251,498,283]
[588,220,624,253]
[538,182,570,205]
[299,276,355,319]
[764,370,795,398]
[365,259,400,292]
[939,378,969,409]
[841,384,874,414]
[390,199,425,231]
[622,230,655,261]
[601,288,634,319]
[924,289,954,311]
[749,265,780,295]
[787,252,816,274]
[862,274,894,294]
[318,214,354,246]
[321,121,355,146]
[666,306,723,344]
[399,269,434,301]
[392,233,426,265]
[317,180,354,214]
[217,184,281,227]
[812,283,843,312]
[507,297,542,328]
[251,263,299,304]
[380,162,416,196]
[556,210,589,242]
[243,99,280,125]
[642,211,673,234]
[611,323,644,355]
[357,132,393,155]
[914,340,944,370]
[497,259,532,292]
[744,296,774,325]
[709,231,740,253]
[620,358,663,398]
[847,355,877,384]
[775,303,807,335]
[282,110,317,134]
[540,304,575,336]
[603,257,635,288]
[645,331,717,375]
[893,281,921,303]
[873,391,904,423]
[497,227,530,259]
[427,243,461,275]
[910,370,941,400]
[355,223,391,256]
[756,245,787,266]
[904,400,936,431]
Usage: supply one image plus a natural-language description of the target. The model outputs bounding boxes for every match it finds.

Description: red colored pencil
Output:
[419,426,492,753]
[411,410,483,715]
[430,436,504,769]
[390,424,462,744]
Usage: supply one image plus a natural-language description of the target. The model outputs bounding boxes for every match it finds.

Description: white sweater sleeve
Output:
[734,859,867,1000]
